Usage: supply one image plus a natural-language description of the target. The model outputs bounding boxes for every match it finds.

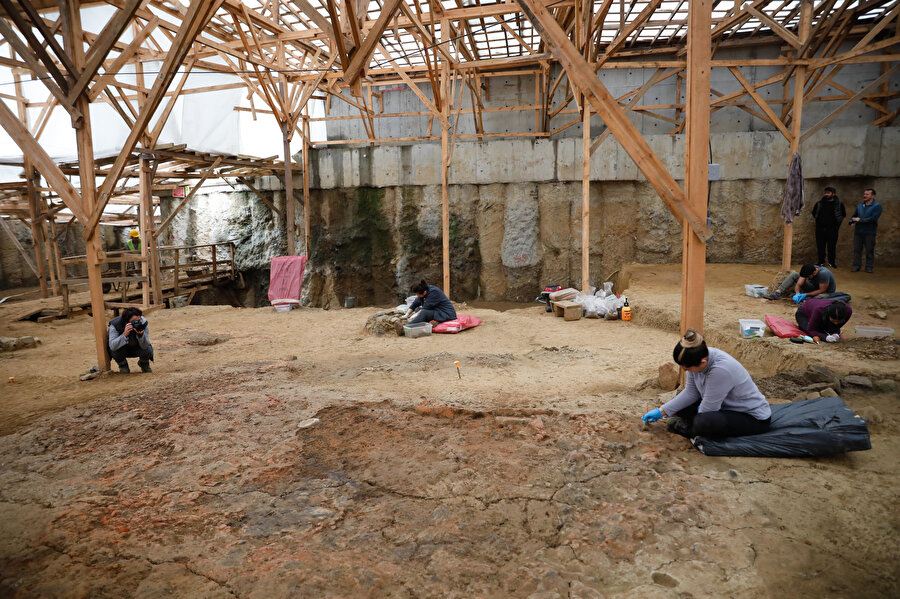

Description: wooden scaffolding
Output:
[0,0,896,369]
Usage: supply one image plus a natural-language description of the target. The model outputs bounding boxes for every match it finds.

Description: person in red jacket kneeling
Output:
[796,298,852,343]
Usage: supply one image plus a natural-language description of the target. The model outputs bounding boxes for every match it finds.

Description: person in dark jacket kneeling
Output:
[108,306,153,373]
[796,298,852,343]
[404,279,456,325]
[642,329,771,439]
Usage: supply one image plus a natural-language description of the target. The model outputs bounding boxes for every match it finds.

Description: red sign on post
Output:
[173,187,186,198]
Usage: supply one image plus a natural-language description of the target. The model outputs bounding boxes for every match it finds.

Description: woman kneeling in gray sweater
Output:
[642,329,771,439]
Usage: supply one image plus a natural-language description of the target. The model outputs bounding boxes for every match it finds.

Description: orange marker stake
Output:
[454,361,461,379]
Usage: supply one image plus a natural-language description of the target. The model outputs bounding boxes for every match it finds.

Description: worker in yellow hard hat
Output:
[127,229,141,251]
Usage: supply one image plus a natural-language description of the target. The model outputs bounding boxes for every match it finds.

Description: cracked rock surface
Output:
[1,363,897,598]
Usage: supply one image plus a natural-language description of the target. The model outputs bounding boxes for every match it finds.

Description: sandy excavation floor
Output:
[0,264,898,598]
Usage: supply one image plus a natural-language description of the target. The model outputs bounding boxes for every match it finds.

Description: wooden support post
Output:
[581,98,591,292]
[680,0,711,334]
[119,257,127,303]
[26,171,49,298]
[440,23,451,297]
[517,0,712,242]
[783,0,813,271]
[230,243,235,280]
[63,2,109,371]
[212,245,218,282]
[283,124,296,255]
[14,73,49,298]
[173,248,180,296]
[303,113,311,257]
[139,158,151,307]
[48,215,61,295]
[148,214,163,307]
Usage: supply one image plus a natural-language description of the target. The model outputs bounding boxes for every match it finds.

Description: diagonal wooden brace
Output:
[517,0,713,242]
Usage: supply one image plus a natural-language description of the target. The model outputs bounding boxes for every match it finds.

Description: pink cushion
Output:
[765,314,805,338]
[432,314,483,334]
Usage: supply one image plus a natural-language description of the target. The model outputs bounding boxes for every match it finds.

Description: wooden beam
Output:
[87,15,159,102]
[154,157,223,238]
[0,0,75,87]
[782,0,813,271]
[84,0,225,240]
[681,0,711,334]
[238,177,284,218]
[294,0,339,40]
[66,0,143,103]
[581,100,590,292]
[594,0,663,69]
[801,64,899,142]
[290,54,337,130]
[590,68,678,154]
[302,114,311,256]
[376,45,450,127]
[342,0,404,85]
[0,15,78,119]
[283,125,296,255]
[324,0,350,69]
[0,100,88,224]
[14,71,49,297]
[441,22,451,297]
[517,0,712,242]
[745,6,802,49]
[148,59,196,146]
[61,0,109,371]
[729,67,792,141]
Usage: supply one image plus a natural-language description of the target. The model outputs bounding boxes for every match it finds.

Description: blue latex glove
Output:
[642,408,663,424]
[792,293,807,304]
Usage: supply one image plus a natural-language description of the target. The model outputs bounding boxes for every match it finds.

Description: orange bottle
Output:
[622,297,631,321]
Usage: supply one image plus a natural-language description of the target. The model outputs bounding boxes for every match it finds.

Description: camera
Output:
[131,319,147,333]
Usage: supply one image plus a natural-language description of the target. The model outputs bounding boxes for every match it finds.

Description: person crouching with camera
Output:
[108,306,153,373]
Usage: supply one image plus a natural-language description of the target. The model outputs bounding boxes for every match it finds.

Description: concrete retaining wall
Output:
[110,126,898,306]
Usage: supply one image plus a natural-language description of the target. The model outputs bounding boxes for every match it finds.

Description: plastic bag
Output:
[595,281,614,298]
[577,295,606,318]
[394,295,419,313]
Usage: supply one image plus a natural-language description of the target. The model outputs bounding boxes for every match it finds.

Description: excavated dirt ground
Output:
[0,264,898,598]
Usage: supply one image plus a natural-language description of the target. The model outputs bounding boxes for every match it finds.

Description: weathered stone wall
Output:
[129,126,897,307]
[297,126,898,305]
[0,221,121,291]
[300,176,897,306]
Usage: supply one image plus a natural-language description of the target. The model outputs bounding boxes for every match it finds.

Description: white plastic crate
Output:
[854,325,894,338]
[739,318,766,338]
[744,284,767,297]
[403,322,433,338]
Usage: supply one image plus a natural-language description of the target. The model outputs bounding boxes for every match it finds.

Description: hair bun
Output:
[681,329,704,348]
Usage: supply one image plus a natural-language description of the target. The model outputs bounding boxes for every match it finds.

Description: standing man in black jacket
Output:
[811,186,845,268]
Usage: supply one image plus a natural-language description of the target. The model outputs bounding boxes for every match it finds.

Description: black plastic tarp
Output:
[692,396,871,458]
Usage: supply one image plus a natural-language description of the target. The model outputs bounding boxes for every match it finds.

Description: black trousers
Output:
[852,233,876,271]
[408,308,436,324]
[109,342,154,365]
[673,400,770,439]
[815,227,839,266]
[795,307,809,334]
